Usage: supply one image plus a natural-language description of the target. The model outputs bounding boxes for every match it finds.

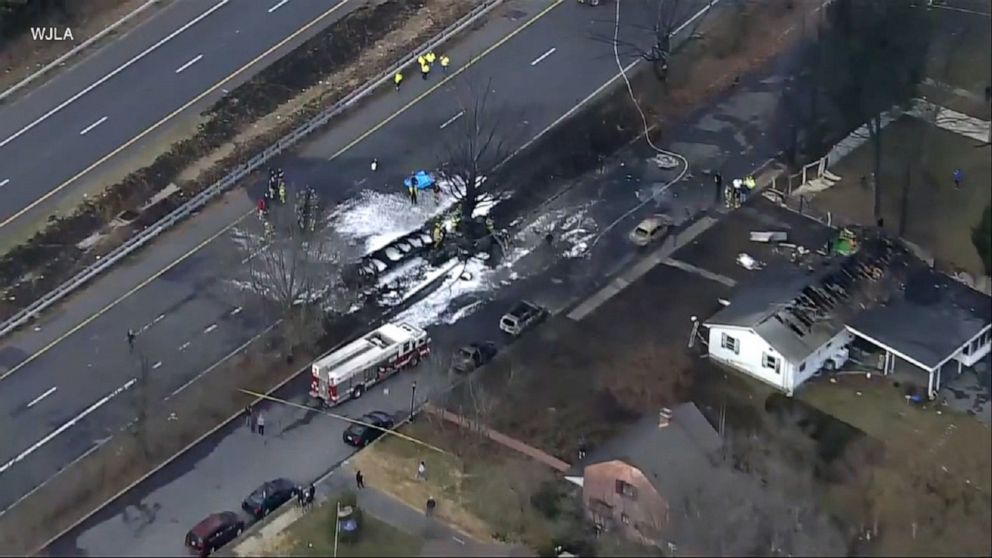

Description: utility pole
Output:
[333,501,341,557]
[410,381,418,420]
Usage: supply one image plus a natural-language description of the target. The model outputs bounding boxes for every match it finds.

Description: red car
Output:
[186,511,244,556]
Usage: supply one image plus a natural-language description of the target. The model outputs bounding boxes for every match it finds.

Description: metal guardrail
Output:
[0,0,503,340]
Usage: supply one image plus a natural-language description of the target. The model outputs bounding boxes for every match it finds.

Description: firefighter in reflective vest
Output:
[278,181,287,205]
[440,54,450,73]
[741,175,756,203]
[432,220,445,245]
[425,51,436,66]
[393,71,403,90]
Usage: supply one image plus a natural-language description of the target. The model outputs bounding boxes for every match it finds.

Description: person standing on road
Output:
[409,182,419,205]
[356,470,365,489]
[953,168,963,189]
[416,460,427,481]
[394,71,404,91]
[417,54,426,68]
[440,54,450,73]
[245,404,255,432]
[371,158,379,172]
[425,495,436,517]
[425,51,436,67]
[126,329,136,351]
[713,172,723,203]
[256,411,265,436]
[420,61,431,79]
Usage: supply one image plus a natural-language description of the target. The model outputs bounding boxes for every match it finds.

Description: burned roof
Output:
[706,236,912,363]
[847,267,991,370]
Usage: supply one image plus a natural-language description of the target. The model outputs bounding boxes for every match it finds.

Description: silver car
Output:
[629,216,670,247]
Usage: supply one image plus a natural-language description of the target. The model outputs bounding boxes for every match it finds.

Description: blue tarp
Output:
[403,170,436,191]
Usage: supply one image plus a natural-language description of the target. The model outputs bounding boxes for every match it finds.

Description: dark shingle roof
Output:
[847,267,991,369]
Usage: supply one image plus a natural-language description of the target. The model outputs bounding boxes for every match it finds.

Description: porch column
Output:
[958,359,963,376]
[927,367,936,400]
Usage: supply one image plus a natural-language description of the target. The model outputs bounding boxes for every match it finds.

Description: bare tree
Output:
[813,0,932,222]
[434,79,508,237]
[236,187,344,351]
[595,0,711,82]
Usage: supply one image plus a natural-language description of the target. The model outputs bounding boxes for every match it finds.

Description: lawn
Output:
[351,420,587,554]
[810,115,992,277]
[802,376,992,556]
[278,496,424,557]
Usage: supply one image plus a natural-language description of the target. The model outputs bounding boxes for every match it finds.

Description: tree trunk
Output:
[900,165,910,237]
[870,115,884,223]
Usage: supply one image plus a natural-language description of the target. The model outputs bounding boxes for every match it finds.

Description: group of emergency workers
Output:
[724,174,756,209]
[393,50,450,90]
[258,168,287,219]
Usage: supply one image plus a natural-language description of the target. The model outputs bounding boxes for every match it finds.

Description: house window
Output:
[615,479,637,500]
[721,333,740,355]
[762,352,780,373]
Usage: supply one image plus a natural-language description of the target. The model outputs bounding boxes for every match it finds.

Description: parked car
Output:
[629,216,670,247]
[186,511,244,556]
[499,301,547,336]
[343,411,396,447]
[241,478,298,520]
[451,342,498,373]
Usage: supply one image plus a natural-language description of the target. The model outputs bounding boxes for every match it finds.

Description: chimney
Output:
[658,407,673,428]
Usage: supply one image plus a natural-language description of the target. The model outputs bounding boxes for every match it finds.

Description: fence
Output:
[0,0,504,340]
[767,156,827,198]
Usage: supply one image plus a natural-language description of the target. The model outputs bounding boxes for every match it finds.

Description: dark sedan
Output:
[451,341,498,373]
[241,478,298,520]
[343,411,395,447]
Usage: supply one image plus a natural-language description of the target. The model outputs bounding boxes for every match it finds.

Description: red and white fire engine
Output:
[309,321,431,407]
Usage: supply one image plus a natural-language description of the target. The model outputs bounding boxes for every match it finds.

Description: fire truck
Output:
[309,321,431,407]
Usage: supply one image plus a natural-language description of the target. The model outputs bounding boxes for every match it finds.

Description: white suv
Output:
[499,301,547,336]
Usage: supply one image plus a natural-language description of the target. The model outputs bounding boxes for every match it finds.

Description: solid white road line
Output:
[439,110,464,129]
[530,47,556,66]
[0,0,230,149]
[79,116,108,136]
[0,178,9,188]
[175,54,204,74]
[204,323,218,333]
[0,378,136,476]
[268,0,291,13]
[26,386,57,408]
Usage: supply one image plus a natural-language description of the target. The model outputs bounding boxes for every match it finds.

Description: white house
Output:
[705,237,992,398]
[705,266,853,394]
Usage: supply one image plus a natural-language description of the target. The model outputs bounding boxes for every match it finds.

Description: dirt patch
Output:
[0,0,160,96]
[809,115,992,277]
[0,0,476,323]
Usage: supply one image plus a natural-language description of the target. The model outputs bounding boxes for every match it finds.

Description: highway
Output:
[0,0,355,233]
[0,0,732,550]
[42,39,791,555]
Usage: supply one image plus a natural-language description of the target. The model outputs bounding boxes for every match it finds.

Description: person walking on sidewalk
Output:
[416,460,427,481]
[356,470,365,489]
[256,411,265,436]
[953,168,963,189]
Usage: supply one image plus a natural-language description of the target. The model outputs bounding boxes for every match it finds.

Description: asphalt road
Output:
[43,46,791,555]
[0,0,355,232]
[0,0,694,521]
